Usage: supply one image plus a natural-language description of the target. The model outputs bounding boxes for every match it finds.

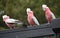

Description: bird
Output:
[2,15,22,29]
[26,8,40,26]
[42,4,56,23]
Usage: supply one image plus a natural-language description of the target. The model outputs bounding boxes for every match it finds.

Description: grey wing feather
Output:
[50,12,56,19]
[32,16,40,25]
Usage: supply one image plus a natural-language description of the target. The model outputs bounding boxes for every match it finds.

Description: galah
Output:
[26,8,40,26]
[2,15,20,29]
[42,4,56,23]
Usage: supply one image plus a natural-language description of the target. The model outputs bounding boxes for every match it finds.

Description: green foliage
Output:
[0,0,60,28]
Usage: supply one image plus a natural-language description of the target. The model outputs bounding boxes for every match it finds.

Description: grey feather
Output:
[32,16,40,25]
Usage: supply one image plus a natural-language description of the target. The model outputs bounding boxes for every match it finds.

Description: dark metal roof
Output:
[0,18,60,38]
[0,24,54,38]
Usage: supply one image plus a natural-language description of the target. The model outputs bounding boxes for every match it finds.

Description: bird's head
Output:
[26,8,31,14]
[42,4,48,11]
[2,15,10,21]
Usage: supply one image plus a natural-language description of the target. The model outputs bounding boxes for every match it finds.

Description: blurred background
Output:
[0,0,60,30]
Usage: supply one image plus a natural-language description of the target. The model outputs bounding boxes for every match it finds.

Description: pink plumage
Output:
[3,15,14,29]
[27,11,35,26]
[42,4,56,23]
[26,8,40,26]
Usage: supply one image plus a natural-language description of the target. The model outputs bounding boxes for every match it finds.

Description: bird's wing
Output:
[6,19,19,23]
[50,12,56,19]
[10,19,19,21]
[32,16,40,25]
[6,19,16,23]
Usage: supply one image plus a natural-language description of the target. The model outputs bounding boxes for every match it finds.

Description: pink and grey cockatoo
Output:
[26,8,40,26]
[42,4,56,23]
[2,15,20,29]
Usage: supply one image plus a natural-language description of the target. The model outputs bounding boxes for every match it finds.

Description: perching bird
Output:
[26,8,40,26]
[2,15,21,29]
[42,4,56,23]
